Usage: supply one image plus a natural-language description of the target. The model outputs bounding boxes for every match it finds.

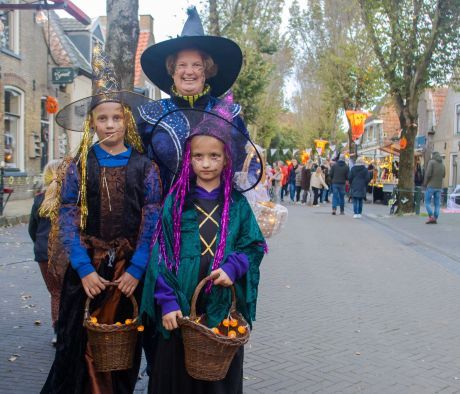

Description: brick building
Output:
[1,5,159,201]
[1,6,75,199]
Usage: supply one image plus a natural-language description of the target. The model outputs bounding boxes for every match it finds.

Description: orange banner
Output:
[345,110,370,141]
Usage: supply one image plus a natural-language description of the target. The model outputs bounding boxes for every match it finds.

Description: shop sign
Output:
[52,67,75,84]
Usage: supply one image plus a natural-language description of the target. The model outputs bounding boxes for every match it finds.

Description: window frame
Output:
[0,0,20,54]
[455,103,460,136]
[4,86,25,171]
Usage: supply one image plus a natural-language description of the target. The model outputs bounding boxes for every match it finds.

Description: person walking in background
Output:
[310,166,328,207]
[300,162,312,205]
[424,151,446,224]
[28,159,63,345]
[330,154,349,215]
[280,161,289,202]
[321,164,331,203]
[349,157,370,218]
[272,162,283,203]
[288,159,297,203]
[294,159,302,203]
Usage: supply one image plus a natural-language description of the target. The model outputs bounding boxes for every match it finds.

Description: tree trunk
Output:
[396,108,417,214]
[106,0,139,90]
[208,0,221,36]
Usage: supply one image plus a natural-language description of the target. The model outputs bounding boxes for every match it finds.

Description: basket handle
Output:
[83,282,139,321]
[189,275,236,320]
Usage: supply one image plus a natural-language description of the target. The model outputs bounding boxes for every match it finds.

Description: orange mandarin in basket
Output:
[211,327,220,335]
[115,322,122,326]
[90,316,98,324]
[228,330,237,338]
[137,325,145,332]
[222,319,230,327]
[237,326,246,334]
[230,319,238,327]
[125,319,133,325]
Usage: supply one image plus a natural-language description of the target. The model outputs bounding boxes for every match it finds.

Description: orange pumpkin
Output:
[400,136,407,150]
[45,96,59,114]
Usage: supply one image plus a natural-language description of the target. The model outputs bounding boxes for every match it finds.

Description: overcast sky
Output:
[58,1,297,99]
[56,1,202,41]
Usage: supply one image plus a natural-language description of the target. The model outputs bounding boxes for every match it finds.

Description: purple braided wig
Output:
[170,143,192,272]
[158,139,234,290]
[205,145,233,292]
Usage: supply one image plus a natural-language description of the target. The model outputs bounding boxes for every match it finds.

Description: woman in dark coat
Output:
[300,162,312,204]
[349,158,370,218]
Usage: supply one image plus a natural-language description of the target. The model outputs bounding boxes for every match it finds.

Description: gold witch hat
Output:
[56,43,155,132]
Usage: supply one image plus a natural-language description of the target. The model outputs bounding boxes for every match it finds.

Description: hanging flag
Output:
[270,149,277,156]
[341,142,347,148]
[345,110,370,141]
[314,139,328,151]
[282,149,290,155]
[301,151,310,163]
[292,149,299,155]
[329,145,336,152]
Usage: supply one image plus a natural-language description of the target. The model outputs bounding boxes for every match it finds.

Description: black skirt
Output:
[41,264,143,394]
[148,330,243,394]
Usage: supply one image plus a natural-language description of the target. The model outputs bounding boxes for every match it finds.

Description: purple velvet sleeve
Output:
[154,274,180,316]
[221,252,249,283]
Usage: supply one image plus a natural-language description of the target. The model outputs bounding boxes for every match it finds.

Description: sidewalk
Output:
[0,198,34,227]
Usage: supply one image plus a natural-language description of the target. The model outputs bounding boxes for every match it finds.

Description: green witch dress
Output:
[141,188,265,394]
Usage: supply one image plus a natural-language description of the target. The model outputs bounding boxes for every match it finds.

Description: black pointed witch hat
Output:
[140,6,242,98]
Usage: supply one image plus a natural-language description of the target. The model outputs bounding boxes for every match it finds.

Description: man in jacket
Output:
[424,152,445,224]
[329,154,349,215]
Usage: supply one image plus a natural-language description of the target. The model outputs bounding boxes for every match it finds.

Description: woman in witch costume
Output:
[41,45,162,394]
[138,6,249,193]
[140,94,266,394]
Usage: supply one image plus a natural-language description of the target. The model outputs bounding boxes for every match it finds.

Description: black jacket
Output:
[349,165,370,198]
[28,193,51,262]
[330,161,349,184]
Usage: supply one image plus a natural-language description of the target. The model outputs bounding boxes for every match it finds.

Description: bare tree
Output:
[105,0,139,90]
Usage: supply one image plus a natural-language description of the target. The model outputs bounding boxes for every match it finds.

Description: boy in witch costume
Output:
[141,94,267,394]
[41,45,162,394]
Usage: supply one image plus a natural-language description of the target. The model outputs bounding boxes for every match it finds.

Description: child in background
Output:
[28,159,62,345]
[141,97,266,393]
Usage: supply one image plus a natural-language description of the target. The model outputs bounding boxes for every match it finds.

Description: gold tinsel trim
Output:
[77,118,93,230]
[123,105,144,153]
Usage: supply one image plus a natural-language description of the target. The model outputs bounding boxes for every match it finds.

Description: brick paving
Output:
[1,202,460,393]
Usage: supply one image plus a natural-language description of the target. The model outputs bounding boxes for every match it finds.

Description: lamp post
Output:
[0,160,5,216]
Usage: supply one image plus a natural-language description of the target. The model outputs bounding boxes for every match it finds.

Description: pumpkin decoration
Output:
[45,96,59,114]
[400,136,407,150]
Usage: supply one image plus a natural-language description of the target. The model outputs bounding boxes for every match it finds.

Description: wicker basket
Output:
[178,276,250,381]
[83,283,139,372]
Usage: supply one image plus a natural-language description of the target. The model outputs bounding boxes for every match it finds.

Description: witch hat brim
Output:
[148,107,263,193]
[56,91,156,132]
[141,36,243,98]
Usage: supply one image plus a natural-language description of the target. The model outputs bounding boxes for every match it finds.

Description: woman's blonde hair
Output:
[38,159,62,219]
[166,50,218,80]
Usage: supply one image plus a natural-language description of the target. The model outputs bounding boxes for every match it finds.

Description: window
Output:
[456,104,460,135]
[4,87,24,170]
[40,98,50,170]
[0,1,19,53]
[451,154,458,187]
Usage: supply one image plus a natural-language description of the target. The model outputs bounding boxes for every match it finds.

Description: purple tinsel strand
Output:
[205,146,233,293]
[171,144,191,272]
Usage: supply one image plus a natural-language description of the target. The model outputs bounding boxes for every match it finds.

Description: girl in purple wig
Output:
[141,102,266,393]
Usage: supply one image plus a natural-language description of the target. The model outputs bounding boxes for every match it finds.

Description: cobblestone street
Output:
[1,202,460,393]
